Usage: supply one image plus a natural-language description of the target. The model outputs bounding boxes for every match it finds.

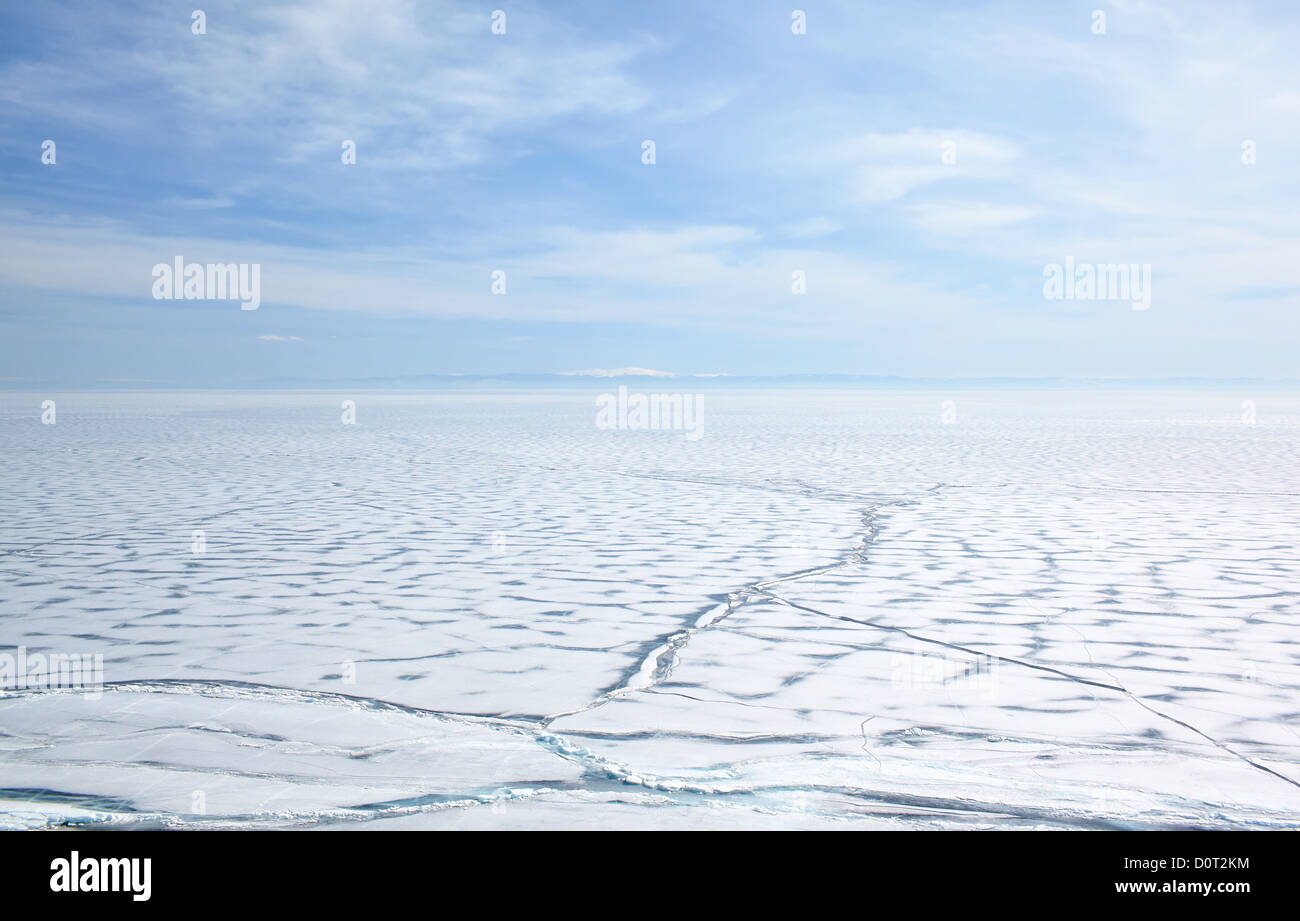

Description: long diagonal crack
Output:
[756,588,1300,792]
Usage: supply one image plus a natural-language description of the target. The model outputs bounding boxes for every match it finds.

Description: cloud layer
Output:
[1,0,1298,383]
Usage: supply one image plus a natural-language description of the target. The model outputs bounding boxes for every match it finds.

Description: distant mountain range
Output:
[6,373,1296,390]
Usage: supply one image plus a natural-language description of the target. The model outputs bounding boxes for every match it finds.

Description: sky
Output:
[1,0,1298,385]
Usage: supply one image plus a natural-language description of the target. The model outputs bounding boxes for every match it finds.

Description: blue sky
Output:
[2,0,1298,385]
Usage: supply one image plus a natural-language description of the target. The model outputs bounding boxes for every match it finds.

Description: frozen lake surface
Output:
[1,389,1297,829]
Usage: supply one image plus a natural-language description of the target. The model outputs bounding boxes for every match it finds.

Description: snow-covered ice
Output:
[1,389,1297,829]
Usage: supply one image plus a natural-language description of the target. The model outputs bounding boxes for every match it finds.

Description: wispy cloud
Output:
[2,0,1299,381]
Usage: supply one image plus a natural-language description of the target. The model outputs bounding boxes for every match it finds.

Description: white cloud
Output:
[562,368,676,377]
[168,196,235,210]
[5,0,1300,378]
[784,218,842,239]
[909,202,1038,235]
[0,216,979,336]
[812,129,1021,203]
[1,0,653,170]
